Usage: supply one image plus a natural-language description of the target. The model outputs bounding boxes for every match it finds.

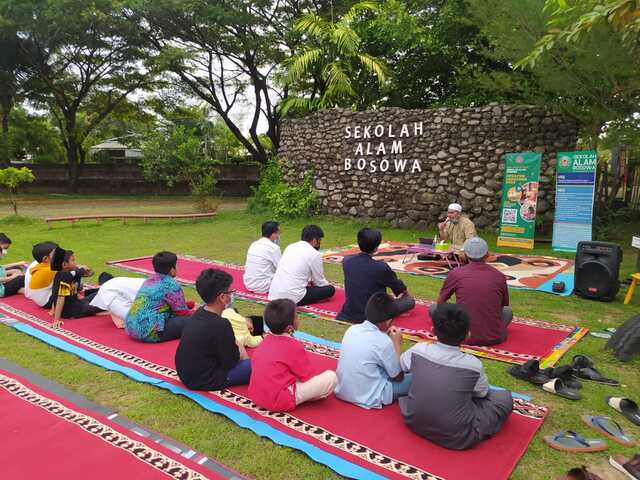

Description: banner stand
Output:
[552,151,598,252]
[497,152,543,250]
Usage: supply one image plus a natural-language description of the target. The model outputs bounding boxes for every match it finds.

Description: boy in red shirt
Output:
[249,299,336,411]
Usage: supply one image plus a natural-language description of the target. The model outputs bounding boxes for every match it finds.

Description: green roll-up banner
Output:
[497,152,543,249]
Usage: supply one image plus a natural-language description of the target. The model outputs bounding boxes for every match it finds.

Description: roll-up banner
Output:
[497,152,542,249]
[552,151,598,252]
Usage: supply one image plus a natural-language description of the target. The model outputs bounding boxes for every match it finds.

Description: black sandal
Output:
[509,359,551,385]
[571,355,620,386]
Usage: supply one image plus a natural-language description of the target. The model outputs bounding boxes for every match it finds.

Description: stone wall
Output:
[279,104,579,229]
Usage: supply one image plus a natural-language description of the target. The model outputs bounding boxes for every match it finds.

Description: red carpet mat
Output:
[0,367,221,479]
[323,242,575,296]
[0,295,548,480]
[108,255,587,365]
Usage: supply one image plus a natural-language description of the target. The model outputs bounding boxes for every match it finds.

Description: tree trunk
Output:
[0,103,11,168]
[66,140,80,193]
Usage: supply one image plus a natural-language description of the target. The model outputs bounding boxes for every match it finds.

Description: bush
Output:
[141,126,218,195]
[0,167,36,216]
[248,160,318,218]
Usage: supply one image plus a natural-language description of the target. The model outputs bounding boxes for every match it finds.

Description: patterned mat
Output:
[0,295,548,480]
[0,367,222,479]
[322,242,575,296]
[108,255,588,365]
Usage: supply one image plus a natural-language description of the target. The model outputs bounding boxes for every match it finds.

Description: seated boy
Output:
[0,233,29,298]
[222,308,264,348]
[249,299,337,411]
[125,251,193,342]
[337,228,415,323]
[25,241,58,307]
[336,292,410,409]
[399,304,513,450]
[89,275,146,329]
[50,248,106,328]
[175,269,251,390]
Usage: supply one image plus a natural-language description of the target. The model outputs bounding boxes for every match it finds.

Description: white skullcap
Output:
[448,203,462,212]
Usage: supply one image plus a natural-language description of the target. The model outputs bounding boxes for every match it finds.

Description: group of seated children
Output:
[5,229,513,451]
[19,241,106,328]
[171,261,511,450]
[174,266,336,409]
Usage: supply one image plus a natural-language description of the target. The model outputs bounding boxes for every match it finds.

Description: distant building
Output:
[89,139,143,163]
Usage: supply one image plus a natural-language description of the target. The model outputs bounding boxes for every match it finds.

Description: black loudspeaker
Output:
[574,241,623,302]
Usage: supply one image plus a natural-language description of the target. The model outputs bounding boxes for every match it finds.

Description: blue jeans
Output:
[226,359,252,387]
[392,373,413,400]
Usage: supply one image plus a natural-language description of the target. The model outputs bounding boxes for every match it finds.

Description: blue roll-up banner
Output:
[552,151,598,252]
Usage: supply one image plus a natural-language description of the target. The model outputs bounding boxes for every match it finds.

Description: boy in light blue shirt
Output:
[335,292,412,409]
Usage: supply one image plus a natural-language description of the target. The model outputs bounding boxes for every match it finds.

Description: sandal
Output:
[609,454,640,480]
[509,359,551,385]
[542,378,581,400]
[541,365,582,390]
[607,397,640,426]
[582,415,636,447]
[571,355,620,386]
[543,430,607,452]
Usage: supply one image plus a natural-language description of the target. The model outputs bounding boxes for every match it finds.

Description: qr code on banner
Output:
[502,208,517,224]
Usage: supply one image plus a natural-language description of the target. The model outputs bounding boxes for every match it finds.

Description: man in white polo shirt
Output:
[243,221,282,293]
[268,224,335,306]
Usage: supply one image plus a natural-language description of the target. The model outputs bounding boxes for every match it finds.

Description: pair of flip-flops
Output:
[608,397,640,426]
[545,416,636,452]
[509,360,582,400]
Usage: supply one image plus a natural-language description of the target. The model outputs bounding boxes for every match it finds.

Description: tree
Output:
[131,0,318,165]
[349,0,514,109]
[0,166,35,215]
[7,107,65,163]
[141,125,218,197]
[1,0,155,190]
[520,0,640,68]
[0,34,36,167]
[280,1,389,113]
[466,0,640,145]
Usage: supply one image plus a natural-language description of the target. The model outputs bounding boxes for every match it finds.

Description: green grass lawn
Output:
[0,195,639,479]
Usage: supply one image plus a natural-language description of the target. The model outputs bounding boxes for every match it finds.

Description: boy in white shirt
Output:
[268,225,335,306]
[243,221,281,293]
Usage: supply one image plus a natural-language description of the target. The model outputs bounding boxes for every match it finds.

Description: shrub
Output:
[141,126,219,211]
[0,167,35,216]
[248,160,318,218]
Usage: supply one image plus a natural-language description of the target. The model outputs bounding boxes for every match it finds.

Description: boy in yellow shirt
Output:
[222,308,264,348]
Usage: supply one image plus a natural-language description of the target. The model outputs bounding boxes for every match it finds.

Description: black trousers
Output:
[2,274,25,297]
[297,285,336,306]
[157,315,191,342]
[62,298,104,318]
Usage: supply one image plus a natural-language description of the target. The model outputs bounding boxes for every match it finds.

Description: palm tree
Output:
[280,1,389,114]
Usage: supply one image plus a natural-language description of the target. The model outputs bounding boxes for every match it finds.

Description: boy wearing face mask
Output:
[175,268,251,391]
[268,224,335,306]
[125,251,194,342]
[249,298,337,411]
[0,233,28,297]
[243,221,281,293]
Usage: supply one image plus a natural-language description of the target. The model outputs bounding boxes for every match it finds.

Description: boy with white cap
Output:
[437,203,477,251]
[430,237,512,346]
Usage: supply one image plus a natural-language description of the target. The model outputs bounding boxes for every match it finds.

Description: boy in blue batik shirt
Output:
[125,251,194,342]
[335,292,412,409]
